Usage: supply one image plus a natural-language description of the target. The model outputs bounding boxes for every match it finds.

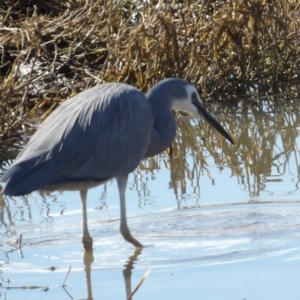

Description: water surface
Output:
[1,97,300,299]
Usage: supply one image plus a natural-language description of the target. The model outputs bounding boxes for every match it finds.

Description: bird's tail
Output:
[1,158,58,196]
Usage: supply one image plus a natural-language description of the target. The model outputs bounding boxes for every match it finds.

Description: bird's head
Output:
[160,78,235,145]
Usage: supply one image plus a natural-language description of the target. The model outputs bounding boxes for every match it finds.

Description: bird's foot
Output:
[120,226,143,248]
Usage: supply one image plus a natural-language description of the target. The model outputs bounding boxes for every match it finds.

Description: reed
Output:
[0,0,299,142]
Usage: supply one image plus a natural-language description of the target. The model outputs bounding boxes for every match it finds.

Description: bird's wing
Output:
[2,84,153,195]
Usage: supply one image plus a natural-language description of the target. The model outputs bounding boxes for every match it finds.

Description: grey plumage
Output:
[1,78,234,250]
[2,83,152,194]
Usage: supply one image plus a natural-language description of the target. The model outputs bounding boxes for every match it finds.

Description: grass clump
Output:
[0,0,300,142]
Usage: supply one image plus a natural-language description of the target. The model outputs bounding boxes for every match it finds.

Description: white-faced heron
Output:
[1,78,234,250]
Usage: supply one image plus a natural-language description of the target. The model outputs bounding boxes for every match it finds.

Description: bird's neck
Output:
[144,96,176,158]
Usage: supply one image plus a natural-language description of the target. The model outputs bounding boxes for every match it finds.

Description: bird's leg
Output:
[80,189,93,251]
[117,175,143,248]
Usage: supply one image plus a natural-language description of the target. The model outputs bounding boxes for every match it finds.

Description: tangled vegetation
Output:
[0,0,300,145]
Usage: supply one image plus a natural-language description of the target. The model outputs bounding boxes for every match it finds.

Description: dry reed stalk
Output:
[0,0,299,143]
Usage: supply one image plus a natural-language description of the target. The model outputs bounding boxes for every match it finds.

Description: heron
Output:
[1,78,234,250]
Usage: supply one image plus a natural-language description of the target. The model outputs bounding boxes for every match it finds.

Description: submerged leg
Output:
[117,175,143,248]
[80,190,93,251]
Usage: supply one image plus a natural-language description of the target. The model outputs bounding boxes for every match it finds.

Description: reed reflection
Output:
[0,193,64,228]
[133,100,300,206]
[231,99,300,196]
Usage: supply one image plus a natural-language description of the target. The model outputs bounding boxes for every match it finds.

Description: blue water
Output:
[1,105,300,299]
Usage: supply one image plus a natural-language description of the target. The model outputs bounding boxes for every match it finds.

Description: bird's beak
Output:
[192,99,235,144]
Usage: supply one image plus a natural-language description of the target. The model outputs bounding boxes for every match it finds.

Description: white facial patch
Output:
[171,85,203,119]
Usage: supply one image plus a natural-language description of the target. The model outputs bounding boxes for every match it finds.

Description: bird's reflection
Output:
[82,248,143,300]
[123,248,143,300]
[83,251,94,300]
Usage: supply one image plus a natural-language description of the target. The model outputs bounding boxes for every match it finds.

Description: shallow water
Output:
[1,99,300,299]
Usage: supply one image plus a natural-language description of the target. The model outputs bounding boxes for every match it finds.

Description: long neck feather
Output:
[143,89,176,158]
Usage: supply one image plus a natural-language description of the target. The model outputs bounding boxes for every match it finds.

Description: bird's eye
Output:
[191,92,198,101]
